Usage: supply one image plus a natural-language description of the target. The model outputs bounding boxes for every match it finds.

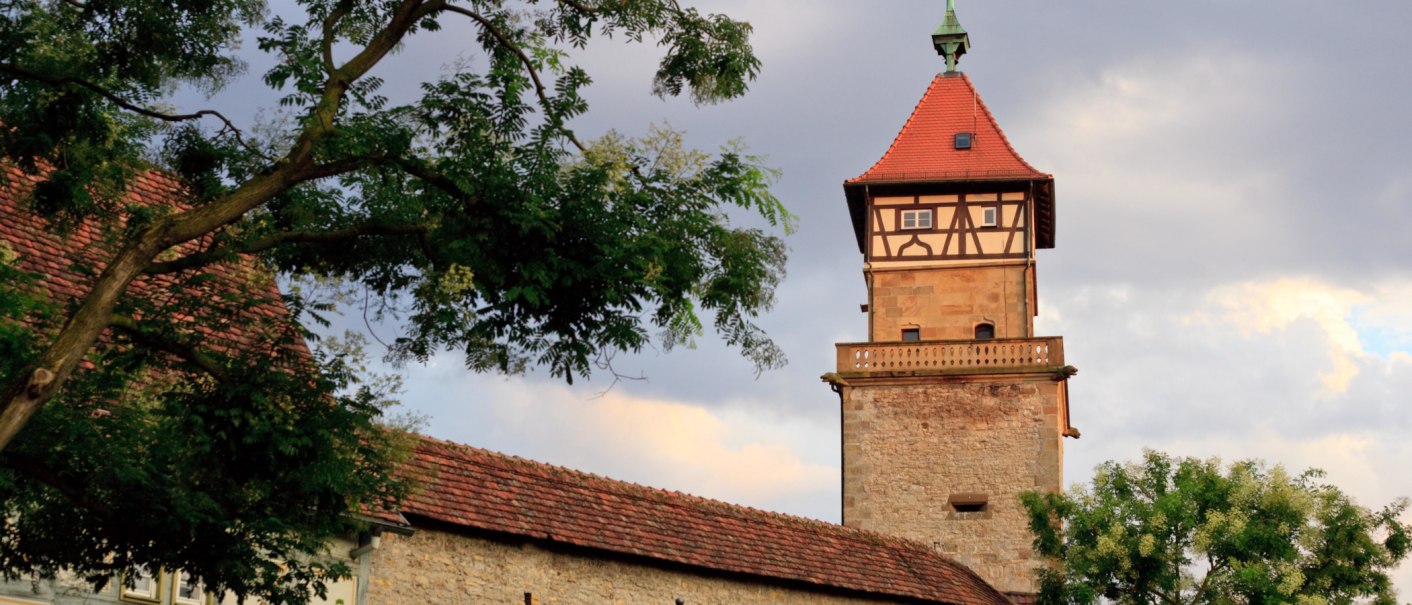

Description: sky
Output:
[183,0,1412,593]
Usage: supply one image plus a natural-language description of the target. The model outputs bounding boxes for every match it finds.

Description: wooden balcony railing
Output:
[836,337,1064,374]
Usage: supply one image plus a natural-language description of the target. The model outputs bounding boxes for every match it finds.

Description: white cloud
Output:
[1199,277,1412,393]
[1205,278,1370,392]
[399,363,840,519]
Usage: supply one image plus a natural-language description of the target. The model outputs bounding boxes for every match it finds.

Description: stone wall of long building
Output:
[365,528,908,605]
[0,539,357,605]
[840,373,1065,595]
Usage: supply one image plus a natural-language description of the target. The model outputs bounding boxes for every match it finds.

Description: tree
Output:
[0,0,788,602]
[1022,451,1412,605]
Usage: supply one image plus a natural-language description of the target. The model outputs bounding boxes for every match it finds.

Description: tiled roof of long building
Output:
[848,72,1047,184]
[402,436,1013,605]
[0,165,297,355]
[1,163,411,529]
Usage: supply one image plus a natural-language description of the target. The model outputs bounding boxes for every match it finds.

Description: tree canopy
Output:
[0,0,788,602]
[1023,450,1411,605]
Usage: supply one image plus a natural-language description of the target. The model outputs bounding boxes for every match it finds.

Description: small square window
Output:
[954,132,973,149]
[900,209,932,230]
[901,328,921,342]
[981,206,998,227]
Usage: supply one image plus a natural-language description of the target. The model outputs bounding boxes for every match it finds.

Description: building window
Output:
[954,132,973,149]
[974,323,995,339]
[121,566,160,603]
[900,209,932,230]
[901,328,921,342]
[980,206,998,227]
[174,571,206,605]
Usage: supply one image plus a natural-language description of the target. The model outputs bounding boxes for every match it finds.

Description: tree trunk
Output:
[0,168,301,450]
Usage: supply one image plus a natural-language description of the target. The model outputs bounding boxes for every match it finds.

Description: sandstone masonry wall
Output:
[366,529,907,605]
[869,265,1034,342]
[841,375,1063,595]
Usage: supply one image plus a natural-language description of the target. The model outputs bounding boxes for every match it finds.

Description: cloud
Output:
[1003,50,1319,286]
[1025,49,1294,188]
[1198,276,1412,393]
[1204,278,1370,392]
[399,363,840,520]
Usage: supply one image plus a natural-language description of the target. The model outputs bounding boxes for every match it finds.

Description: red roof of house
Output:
[2,164,411,531]
[0,165,295,354]
[848,73,1047,184]
[402,436,1012,605]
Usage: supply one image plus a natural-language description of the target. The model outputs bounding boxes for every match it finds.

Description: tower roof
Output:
[842,73,1056,252]
[847,73,1047,185]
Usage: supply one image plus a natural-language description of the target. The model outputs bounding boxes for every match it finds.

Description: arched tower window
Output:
[974,322,995,340]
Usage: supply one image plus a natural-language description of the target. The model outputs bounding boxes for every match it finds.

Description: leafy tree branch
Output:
[440,3,586,150]
[0,1,778,600]
[0,451,113,520]
[145,222,429,275]
[107,314,229,381]
[0,63,257,153]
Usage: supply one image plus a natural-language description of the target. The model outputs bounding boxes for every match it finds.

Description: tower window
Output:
[900,209,932,230]
[981,206,998,227]
[901,328,921,342]
[974,322,995,339]
[954,132,973,149]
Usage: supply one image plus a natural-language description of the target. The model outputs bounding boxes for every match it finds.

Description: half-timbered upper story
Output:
[863,186,1039,267]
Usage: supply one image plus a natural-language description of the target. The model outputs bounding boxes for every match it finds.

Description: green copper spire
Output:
[931,0,971,73]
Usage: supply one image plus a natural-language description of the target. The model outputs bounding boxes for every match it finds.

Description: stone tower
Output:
[825,5,1078,599]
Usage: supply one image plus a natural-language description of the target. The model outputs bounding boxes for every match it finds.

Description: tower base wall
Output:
[839,372,1065,595]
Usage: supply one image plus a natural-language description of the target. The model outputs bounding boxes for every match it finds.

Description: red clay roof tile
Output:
[849,73,1047,184]
[402,436,1012,605]
[0,165,298,355]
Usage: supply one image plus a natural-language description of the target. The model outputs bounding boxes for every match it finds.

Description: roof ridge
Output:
[850,72,947,183]
[414,434,883,535]
[410,434,1005,575]
[962,73,1046,177]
